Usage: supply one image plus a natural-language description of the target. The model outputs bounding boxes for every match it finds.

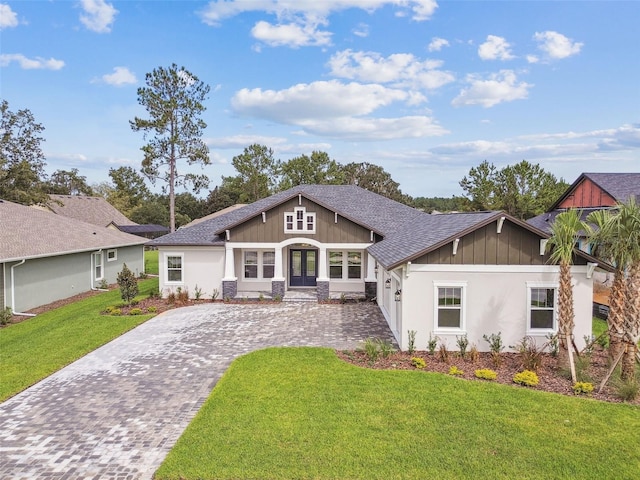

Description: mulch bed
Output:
[336,348,639,405]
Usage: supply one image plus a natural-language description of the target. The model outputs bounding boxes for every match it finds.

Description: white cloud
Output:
[207,135,289,149]
[352,22,369,38]
[533,31,583,60]
[428,37,449,52]
[0,3,18,29]
[451,70,531,108]
[200,1,437,47]
[79,0,118,33]
[251,20,332,47]
[328,49,454,90]
[526,55,539,64]
[478,35,514,61]
[230,79,447,140]
[95,66,137,86]
[0,53,65,70]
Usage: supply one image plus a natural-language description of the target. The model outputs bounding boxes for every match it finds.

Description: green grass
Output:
[156,347,640,480]
[0,278,158,402]
[593,317,608,339]
[145,249,159,275]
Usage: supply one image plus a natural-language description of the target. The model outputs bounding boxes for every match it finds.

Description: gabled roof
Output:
[527,207,607,234]
[550,172,640,210]
[149,185,428,247]
[1,199,147,262]
[181,204,247,228]
[118,224,169,235]
[43,194,136,227]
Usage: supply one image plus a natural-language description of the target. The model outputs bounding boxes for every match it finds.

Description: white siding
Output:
[158,246,225,299]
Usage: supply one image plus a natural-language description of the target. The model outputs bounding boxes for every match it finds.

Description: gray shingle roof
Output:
[527,208,606,234]
[45,194,137,227]
[1,199,147,262]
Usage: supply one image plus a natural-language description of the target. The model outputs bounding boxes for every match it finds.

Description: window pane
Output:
[531,288,554,308]
[348,252,361,265]
[244,265,257,278]
[330,265,342,279]
[438,287,461,306]
[167,256,181,269]
[244,251,257,264]
[168,270,182,282]
[263,265,274,278]
[348,266,361,279]
[292,251,302,276]
[531,310,553,329]
[438,309,460,328]
[263,251,275,264]
[306,251,316,277]
[329,251,342,264]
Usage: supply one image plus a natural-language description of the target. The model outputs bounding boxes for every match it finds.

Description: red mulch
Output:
[336,348,639,405]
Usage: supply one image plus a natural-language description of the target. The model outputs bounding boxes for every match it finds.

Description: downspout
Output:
[10,259,36,317]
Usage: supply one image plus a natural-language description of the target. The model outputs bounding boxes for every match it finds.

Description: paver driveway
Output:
[0,302,395,479]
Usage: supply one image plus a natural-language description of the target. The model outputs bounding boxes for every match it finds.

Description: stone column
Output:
[316,280,330,302]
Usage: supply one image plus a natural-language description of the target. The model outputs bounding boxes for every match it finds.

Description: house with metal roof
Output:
[1,199,146,315]
[150,184,606,351]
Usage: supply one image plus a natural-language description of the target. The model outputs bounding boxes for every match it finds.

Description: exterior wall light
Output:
[395,289,401,302]
[385,278,391,289]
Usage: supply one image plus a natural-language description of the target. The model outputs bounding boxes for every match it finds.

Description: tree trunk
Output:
[621,261,640,381]
[557,261,574,372]
[621,343,637,381]
[169,126,176,233]
[608,269,626,363]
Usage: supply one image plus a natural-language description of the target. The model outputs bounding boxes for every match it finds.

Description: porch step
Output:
[282,290,318,302]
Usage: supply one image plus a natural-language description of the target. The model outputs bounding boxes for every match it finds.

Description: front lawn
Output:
[156,347,640,480]
[0,278,159,402]
[145,248,159,275]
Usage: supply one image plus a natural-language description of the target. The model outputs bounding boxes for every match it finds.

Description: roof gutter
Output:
[10,260,36,317]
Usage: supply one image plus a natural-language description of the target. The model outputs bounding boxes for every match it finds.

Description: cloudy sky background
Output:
[1,0,638,197]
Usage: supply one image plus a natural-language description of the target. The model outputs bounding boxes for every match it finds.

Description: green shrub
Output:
[427,333,439,355]
[468,344,479,363]
[545,333,559,357]
[614,379,639,402]
[483,332,504,367]
[1,307,13,325]
[438,343,449,363]
[194,285,203,300]
[273,294,282,302]
[573,382,594,396]
[362,338,380,362]
[117,263,139,305]
[166,291,176,304]
[511,336,544,371]
[98,278,109,289]
[475,369,497,380]
[411,357,426,369]
[129,308,143,316]
[449,365,464,376]
[146,306,158,313]
[456,334,469,359]
[211,288,220,301]
[377,339,395,358]
[407,330,417,355]
[513,370,539,387]
[176,287,189,303]
[110,308,122,316]
[258,293,265,302]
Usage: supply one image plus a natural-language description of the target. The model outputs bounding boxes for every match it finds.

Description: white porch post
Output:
[223,245,236,280]
[317,246,328,281]
[273,246,285,281]
[365,251,376,282]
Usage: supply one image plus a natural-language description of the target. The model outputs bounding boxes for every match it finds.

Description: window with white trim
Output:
[284,207,315,234]
[433,282,466,331]
[166,254,184,283]
[243,250,276,280]
[528,285,557,332]
[263,251,275,278]
[244,251,258,279]
[328,251,362,280]
[93,252,103,281]
[106,249,117,262]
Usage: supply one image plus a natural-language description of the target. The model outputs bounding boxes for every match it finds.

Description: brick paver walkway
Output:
[0,302,395,479]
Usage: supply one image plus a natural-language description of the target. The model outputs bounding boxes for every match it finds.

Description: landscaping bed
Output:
[337,346,639,405]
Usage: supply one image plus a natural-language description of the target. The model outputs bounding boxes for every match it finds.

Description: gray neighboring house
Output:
[150,185,607,352]
[38,194,169,239]
[1,199,147,314]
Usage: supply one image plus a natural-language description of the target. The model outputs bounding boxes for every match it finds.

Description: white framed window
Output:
[527,283,557,333]
[243,250,276,280]
[433,281,467,332]
[106,249,117,262]
[93,252,103,281]
[328,251,363,280]
[284,207,315,234]
[262,251,275,279]
[166,254,184,284]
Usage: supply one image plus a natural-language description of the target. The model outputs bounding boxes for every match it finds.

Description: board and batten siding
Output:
[413,221,587,266]
[558,177,616,209]
[228,197,372,244]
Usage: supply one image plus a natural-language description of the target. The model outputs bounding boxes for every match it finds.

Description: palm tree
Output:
[588,200,640,379]
[547,209,586,378]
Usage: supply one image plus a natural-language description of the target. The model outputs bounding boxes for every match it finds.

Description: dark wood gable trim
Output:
[226,197,373,244]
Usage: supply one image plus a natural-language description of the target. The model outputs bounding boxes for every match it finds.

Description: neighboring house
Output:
[1,199,147,314]
[150,185,607,352]
[37,195,169,239]
[181,204,248,229]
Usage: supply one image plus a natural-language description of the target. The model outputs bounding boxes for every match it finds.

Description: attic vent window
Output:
[284,206,316,234]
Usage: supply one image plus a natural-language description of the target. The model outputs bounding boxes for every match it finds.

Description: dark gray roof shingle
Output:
[583,173,640,203]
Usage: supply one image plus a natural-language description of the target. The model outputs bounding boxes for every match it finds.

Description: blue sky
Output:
[1,0,638,198]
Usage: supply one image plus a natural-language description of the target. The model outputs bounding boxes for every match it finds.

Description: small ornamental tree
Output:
[117,263,138,305]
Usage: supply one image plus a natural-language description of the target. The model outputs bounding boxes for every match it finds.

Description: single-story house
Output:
[150,185,608,352]
[1,199,147,314]
[36,194,169,239]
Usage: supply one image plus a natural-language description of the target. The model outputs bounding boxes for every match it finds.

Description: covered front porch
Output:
[221,237,377,301]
